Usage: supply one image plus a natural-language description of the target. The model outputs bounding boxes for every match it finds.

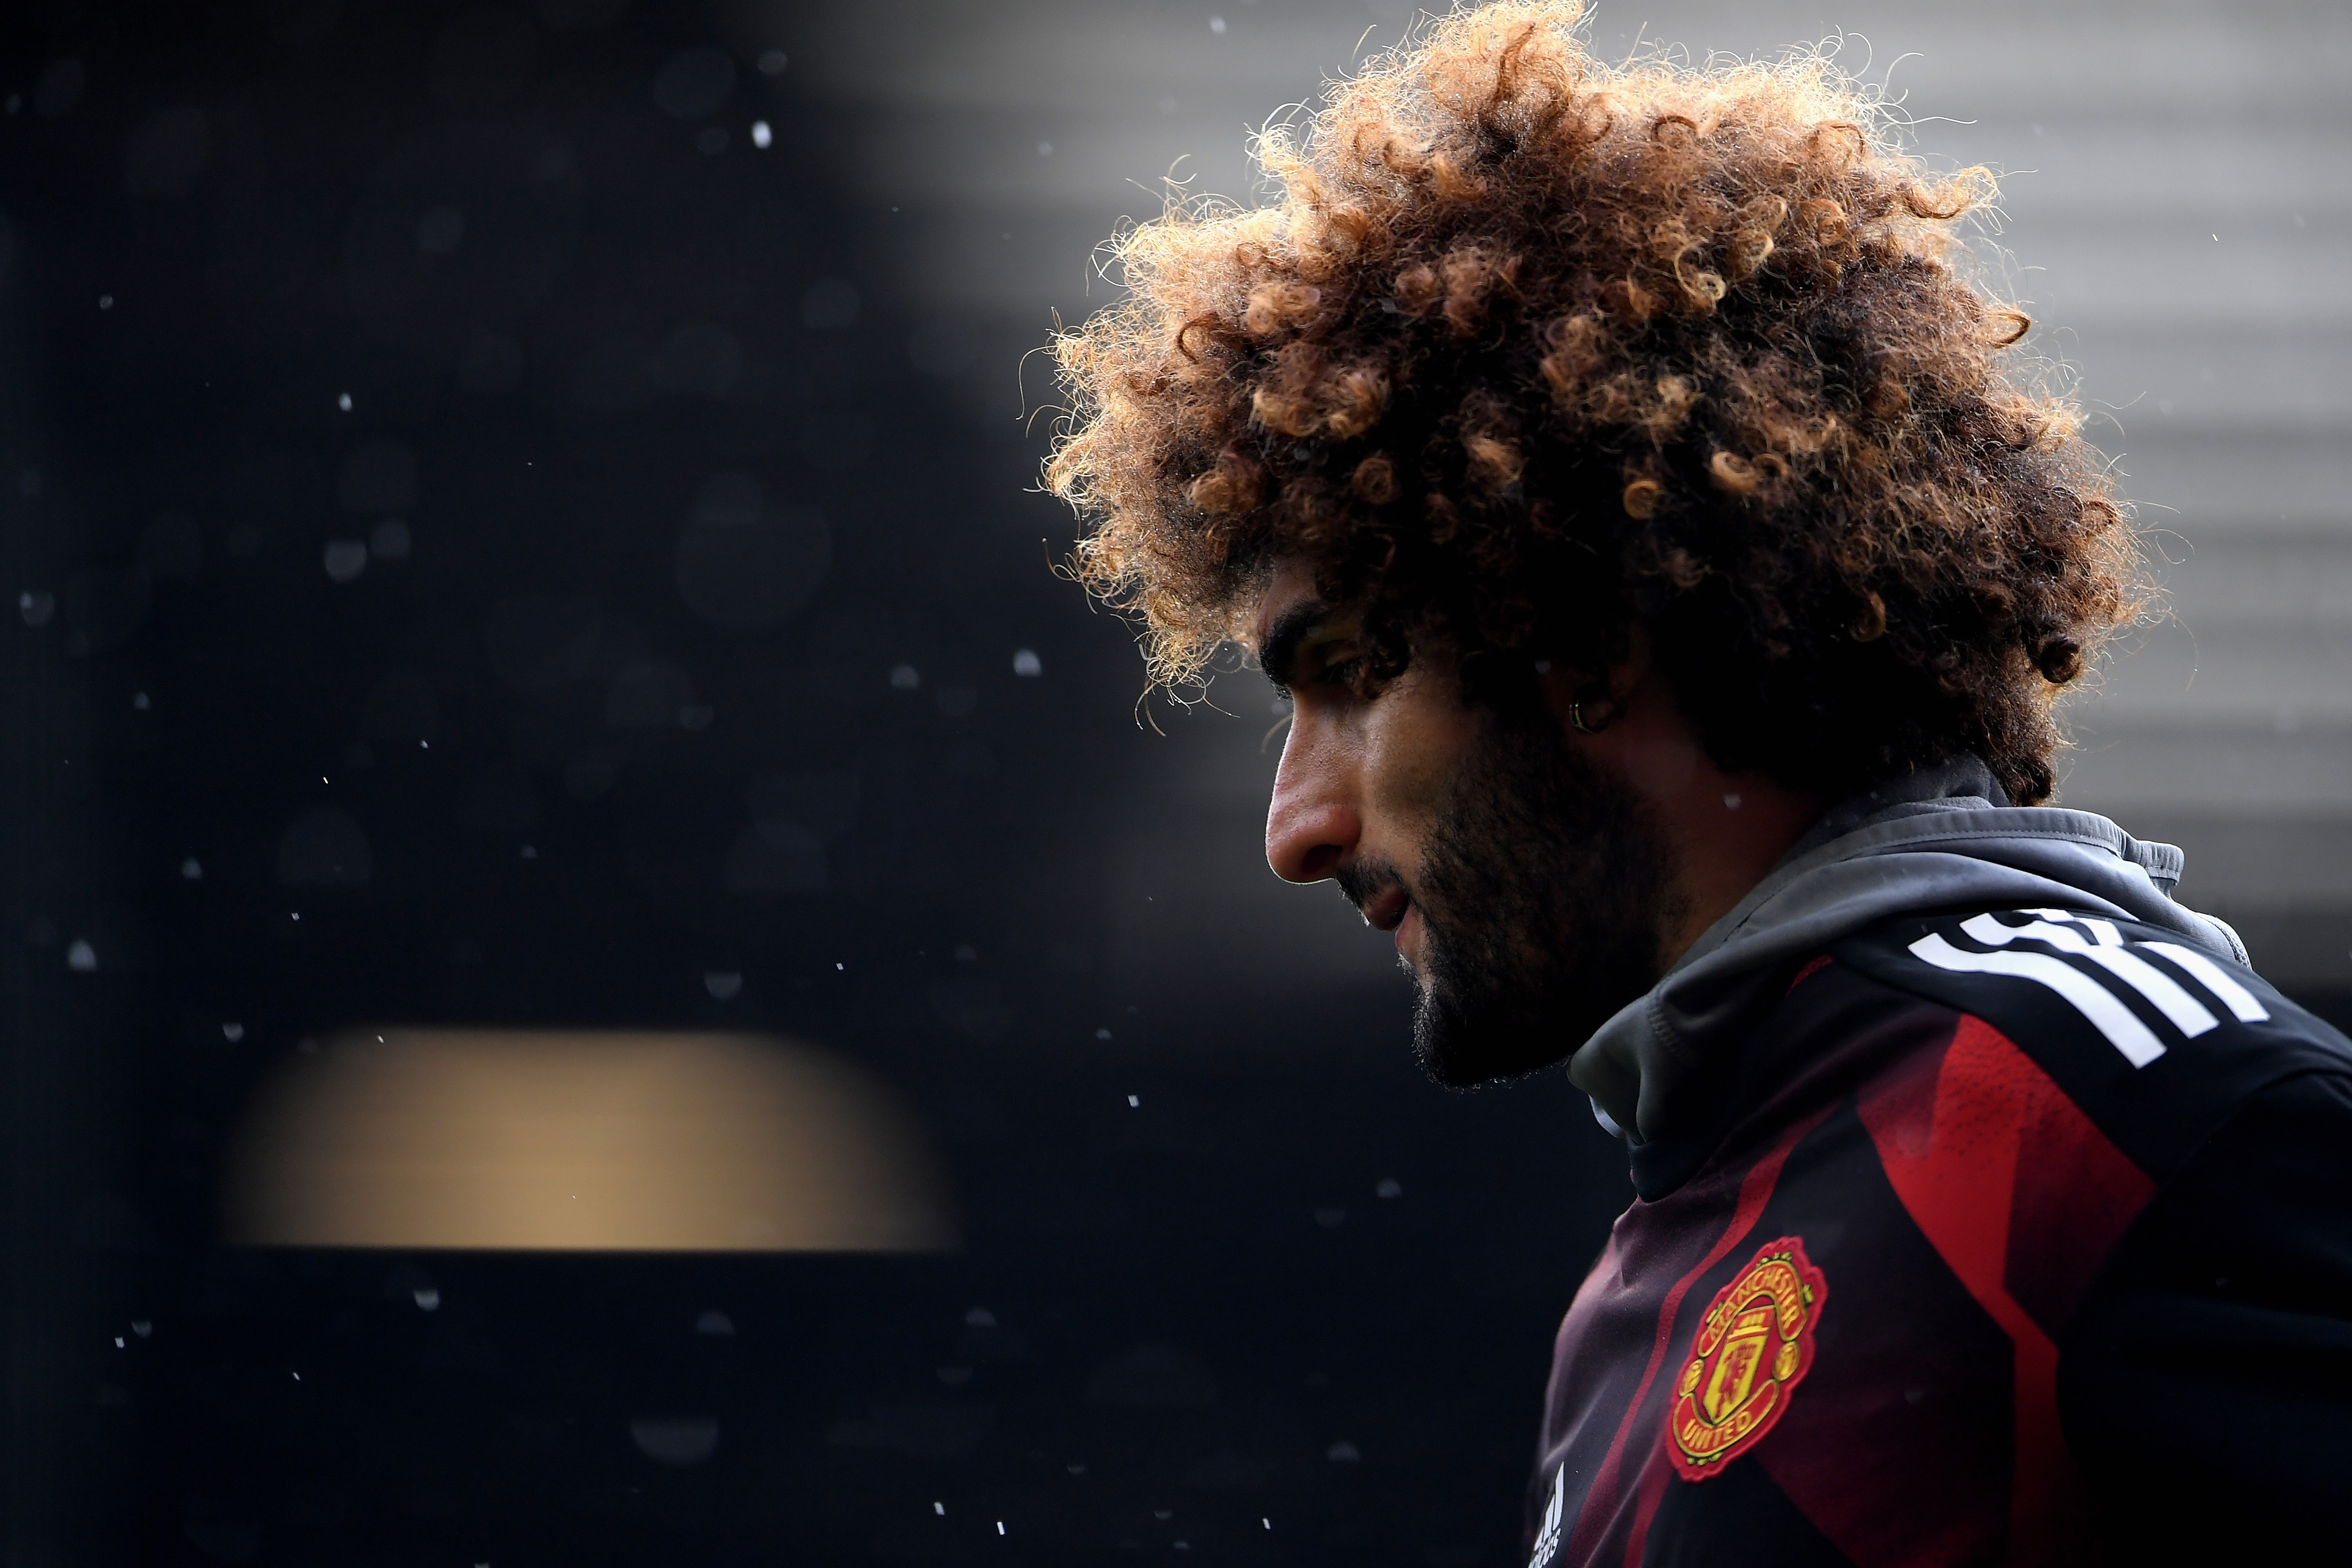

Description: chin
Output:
[1408,980,1576,1088]
[1383,698,1675,1089]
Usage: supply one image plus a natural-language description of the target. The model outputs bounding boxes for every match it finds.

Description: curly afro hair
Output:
[1045,0,2145,805]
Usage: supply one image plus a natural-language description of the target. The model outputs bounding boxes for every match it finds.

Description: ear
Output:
[1534,625,1651,738]
[1605,624,1654,707]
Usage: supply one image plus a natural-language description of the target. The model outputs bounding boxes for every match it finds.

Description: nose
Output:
[1265,718,1360,884]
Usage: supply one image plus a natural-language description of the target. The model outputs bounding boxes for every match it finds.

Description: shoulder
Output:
[1701,911,2352,1555]
[1823,907,2352,1181]
[1784,914,2352,1552]
[2057,1063,2352,1557]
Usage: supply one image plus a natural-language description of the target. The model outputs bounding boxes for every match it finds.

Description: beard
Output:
[1343,709,1682,1087]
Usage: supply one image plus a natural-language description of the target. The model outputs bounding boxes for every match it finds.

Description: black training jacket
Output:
[1527,907,2352,1567]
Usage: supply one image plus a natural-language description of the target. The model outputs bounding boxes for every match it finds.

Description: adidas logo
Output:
[1910,909,2268,1068]
[1527,1461,1566,1568]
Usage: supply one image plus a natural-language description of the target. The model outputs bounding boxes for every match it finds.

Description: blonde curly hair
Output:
[1046,0,2140,804]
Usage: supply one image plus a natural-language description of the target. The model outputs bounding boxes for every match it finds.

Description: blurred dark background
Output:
[1,0,2343,1563]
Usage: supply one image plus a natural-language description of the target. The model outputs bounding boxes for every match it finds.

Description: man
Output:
[1046,3,2352,1563]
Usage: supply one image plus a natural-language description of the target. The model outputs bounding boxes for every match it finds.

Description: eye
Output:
[1261,612,1378,699]
[1317,655,1367,687]
[1305,641,1372,691]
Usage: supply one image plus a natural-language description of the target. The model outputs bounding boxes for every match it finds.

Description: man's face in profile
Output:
[1252,562,1679,1085]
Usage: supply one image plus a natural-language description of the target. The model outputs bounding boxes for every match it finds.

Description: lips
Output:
[1360,887,1411,933]
[1393,902,1424,965]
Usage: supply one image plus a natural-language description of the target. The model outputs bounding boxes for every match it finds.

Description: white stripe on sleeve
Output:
[2030,909,2125,946]
[1959,915,2219,1039]
[1910,931,2168,1067]
[2142,941,2271,1024]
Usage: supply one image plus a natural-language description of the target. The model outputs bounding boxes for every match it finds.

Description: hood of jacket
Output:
[1566,754,2247,1145]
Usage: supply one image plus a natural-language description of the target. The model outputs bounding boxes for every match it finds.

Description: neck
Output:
[1654,776,1821,967]
[1549,662,1823,971]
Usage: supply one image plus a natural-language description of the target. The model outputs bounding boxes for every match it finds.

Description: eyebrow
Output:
[1255,599,1332,692]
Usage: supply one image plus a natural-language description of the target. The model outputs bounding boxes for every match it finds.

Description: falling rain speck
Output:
[630,1418,719,1467]
[414,206,463,253]
[323,540,368,583]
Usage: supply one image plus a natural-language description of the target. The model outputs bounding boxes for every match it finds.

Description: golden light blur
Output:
[223,1030,955,1251]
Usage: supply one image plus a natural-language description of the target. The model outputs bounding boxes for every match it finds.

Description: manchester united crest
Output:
[1668,1236,1827,1481]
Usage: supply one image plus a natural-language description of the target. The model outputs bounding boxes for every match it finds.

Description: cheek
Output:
[1358,685,1479,826]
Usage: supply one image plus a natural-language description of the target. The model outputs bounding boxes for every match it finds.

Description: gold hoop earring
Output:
[1571,700,1600,735]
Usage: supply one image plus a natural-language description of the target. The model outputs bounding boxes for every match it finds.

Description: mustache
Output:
[1334,856,1407,920]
